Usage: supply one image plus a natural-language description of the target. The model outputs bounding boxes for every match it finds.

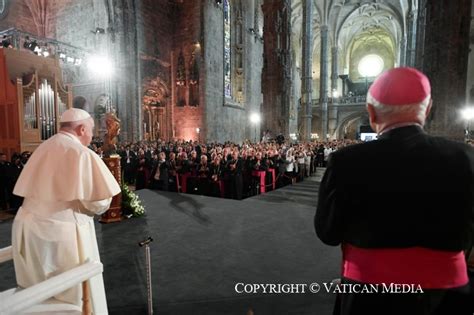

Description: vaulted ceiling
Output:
[291,0,418,77]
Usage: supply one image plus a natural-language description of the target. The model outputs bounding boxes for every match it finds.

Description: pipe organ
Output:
[0,49,72,158]
[39,79,56,140]
[21,77,69,141]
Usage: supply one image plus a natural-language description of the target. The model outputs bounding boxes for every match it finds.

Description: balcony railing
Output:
[0,27,85,66]
[312,95,367,107]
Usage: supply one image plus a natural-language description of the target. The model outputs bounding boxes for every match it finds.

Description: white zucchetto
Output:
[60,108,91,123]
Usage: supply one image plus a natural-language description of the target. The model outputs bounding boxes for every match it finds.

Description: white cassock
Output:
[12,131,121,315]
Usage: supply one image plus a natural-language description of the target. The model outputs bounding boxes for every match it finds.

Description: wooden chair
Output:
[0,246,103,315]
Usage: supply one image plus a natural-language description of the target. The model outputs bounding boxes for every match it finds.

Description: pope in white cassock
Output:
[11,108,121,314]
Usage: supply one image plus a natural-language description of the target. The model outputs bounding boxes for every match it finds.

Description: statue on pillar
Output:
[102,112,121,157]
[100,111,123,223]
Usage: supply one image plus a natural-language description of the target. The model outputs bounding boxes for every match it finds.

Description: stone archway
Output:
[336,111,368,139]
[142,77,170,140]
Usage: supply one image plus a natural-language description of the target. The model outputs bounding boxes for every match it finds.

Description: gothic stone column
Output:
[319,25,329,140]
[262,0,292,137]
[406,9,417,67]
[300,0,312,141]
[331,46,338,93]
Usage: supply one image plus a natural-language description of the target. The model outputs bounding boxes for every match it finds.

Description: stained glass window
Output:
[224,0,231,98]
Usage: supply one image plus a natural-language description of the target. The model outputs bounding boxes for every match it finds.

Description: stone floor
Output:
[0,168,342,315]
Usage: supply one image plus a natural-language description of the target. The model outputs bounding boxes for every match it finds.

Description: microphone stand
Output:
[138,236,154,314]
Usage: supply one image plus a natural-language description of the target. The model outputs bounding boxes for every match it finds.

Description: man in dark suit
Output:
[0,153,10,210]
[150,152,169,191]
[227,150,243,200]
[120,145,137,184]
[315,67,474,315]
[276,133,285,145]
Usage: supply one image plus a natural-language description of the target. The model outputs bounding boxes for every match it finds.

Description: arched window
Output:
[224,0,232,99]
[358,54,384,78]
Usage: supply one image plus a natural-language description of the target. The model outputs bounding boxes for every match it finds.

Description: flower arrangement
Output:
[121,184,146,217]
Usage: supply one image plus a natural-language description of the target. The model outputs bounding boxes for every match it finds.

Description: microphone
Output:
[138,236,153,247]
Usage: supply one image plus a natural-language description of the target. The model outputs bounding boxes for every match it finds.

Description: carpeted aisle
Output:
[0,169,342,315]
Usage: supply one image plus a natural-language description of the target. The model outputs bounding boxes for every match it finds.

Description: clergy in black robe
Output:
[209,156,224,197]
[0,153,10,210]
[227,151,243,200]
[315,67,474,315]
[196,155,210,196]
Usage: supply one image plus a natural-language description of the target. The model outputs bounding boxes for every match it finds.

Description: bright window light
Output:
[358,54,384,77]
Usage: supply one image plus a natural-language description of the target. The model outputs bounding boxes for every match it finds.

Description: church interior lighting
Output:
[41,44,49,57]
[1,35,11,48]
[92,27,105,34]
[87,55,114,77]
[250,113,261,124]
[461,107,474,121]
[358,54,384,78]
[23,37,38,53]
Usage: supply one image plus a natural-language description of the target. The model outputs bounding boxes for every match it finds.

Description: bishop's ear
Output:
[366,104,378,133]
[425,99,433,118]
[367,104,377,124]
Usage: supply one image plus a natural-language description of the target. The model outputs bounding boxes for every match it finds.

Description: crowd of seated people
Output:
[89,138,361,200]
[1,136,470,210]
[0,138,361,211]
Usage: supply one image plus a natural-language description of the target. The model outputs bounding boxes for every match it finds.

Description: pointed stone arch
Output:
[142,77,170,108]
[336,110,368,139]
[142,77,171,140]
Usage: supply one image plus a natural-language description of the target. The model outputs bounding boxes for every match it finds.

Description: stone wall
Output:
[0,0,263,143]
[203,0,263,143]
[172,0,204,141]
[466,3,474,104]
[243,0,264,143]
[261,0,292,138]
[54,0,136,139]
[0,0,37,35]
[53,0,176,141]
[0,0,71,37]
[138,0,173,140]
[420,0,472,140]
